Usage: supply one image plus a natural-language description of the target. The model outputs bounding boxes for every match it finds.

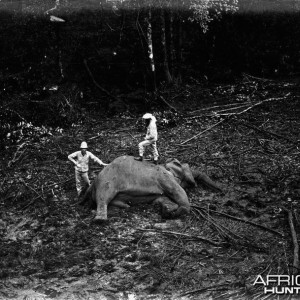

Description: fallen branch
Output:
[233,120,296,144]
[195,209,243,241]
[8,142,27,168]
[20,179,41,198]
[194,209,266,251]
[218,93,290,117]
[170,250,184,272]
[83,59,120,103]
[192,206,284,238]
[187,101,251,114]
[186,94,289,120]
[137,228,223,247]
[22,191,46,210]
[243,72,273,82]
[88,134,103,141]
[212,103,251,115]
[127,132,139,141]
[288,210,299,274]
[180,283,230,296]
[154,92,179,113]
[180,118,227,145]
[22,177,73,209]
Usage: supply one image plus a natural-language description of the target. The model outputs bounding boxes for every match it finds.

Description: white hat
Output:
[80,141,88,149]
[142,113,153,119]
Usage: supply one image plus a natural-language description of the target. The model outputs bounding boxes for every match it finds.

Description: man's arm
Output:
[68,152,79,167]
[89,152,109,166]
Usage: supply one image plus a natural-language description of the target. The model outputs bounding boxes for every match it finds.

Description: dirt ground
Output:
[1,77,300,300]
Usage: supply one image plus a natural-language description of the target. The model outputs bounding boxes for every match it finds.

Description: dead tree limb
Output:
[88,134,102,141]
[180,118,226,145]
[137,228,223,246]
[233,120,296,144]
[20,179,40,198]
[288,210,299,274]
[193,206,284,238]
[181,93,291,145]
[186,94,289,120]
[154,92,178,112]
[8,142,27,168]
[187,101,251,114]
[196,209,243,241]
[83,59,120,102]
[218,93,290,117]
[180,283,230,296]
[212,103,251,115]
[243,72,273,82]
[22,177,73,209]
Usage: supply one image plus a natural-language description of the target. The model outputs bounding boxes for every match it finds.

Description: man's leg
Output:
[136,140,151,161]
[81,172,90,194]
[75,170,82,196]
[150,141,159,164]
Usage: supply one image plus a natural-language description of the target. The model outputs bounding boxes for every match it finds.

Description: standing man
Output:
[135,113,159,164]
[68,141,108,197]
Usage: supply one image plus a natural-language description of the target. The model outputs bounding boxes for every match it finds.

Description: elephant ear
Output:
[166,159,196,188]
[181,163,196,188]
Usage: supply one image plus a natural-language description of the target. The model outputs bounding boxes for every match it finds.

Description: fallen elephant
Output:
[80,155,222,221]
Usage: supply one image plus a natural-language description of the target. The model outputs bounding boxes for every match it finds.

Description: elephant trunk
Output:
[191,169,223,193]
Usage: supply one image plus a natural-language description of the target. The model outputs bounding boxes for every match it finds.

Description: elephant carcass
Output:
[81,155,221,221]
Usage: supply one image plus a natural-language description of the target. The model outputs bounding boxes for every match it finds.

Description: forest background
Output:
[1,0,300,142]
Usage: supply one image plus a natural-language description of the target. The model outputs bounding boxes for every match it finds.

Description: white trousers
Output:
[75,170,90,196]
[139,140,159,160]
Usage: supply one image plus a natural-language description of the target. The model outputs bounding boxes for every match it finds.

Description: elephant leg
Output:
[160,178,190,217]
[94,185,117,222]
[110,199,130,209]
[153,197,179,219]
[168,190,190,217]
[95,201,108,222]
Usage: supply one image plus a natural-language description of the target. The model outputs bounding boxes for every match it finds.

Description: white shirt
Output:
[145,119,158,141]
[68,151,106,172]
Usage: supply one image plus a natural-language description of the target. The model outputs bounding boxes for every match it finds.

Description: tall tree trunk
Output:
[176,14,183,84]
[146,8,156,91]
[56,25,64,79]
[160,8,172,84]
[169,9,175,80]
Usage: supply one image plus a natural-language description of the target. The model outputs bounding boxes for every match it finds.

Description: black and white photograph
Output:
[1,0,300,299]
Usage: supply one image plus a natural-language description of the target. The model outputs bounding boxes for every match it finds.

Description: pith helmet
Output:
[80,141,88,149]
[142,113,153,119]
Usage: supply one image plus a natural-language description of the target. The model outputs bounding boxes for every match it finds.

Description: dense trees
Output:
[1,0,299,93]
[113,0,239,85]
[0,0,300,135]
